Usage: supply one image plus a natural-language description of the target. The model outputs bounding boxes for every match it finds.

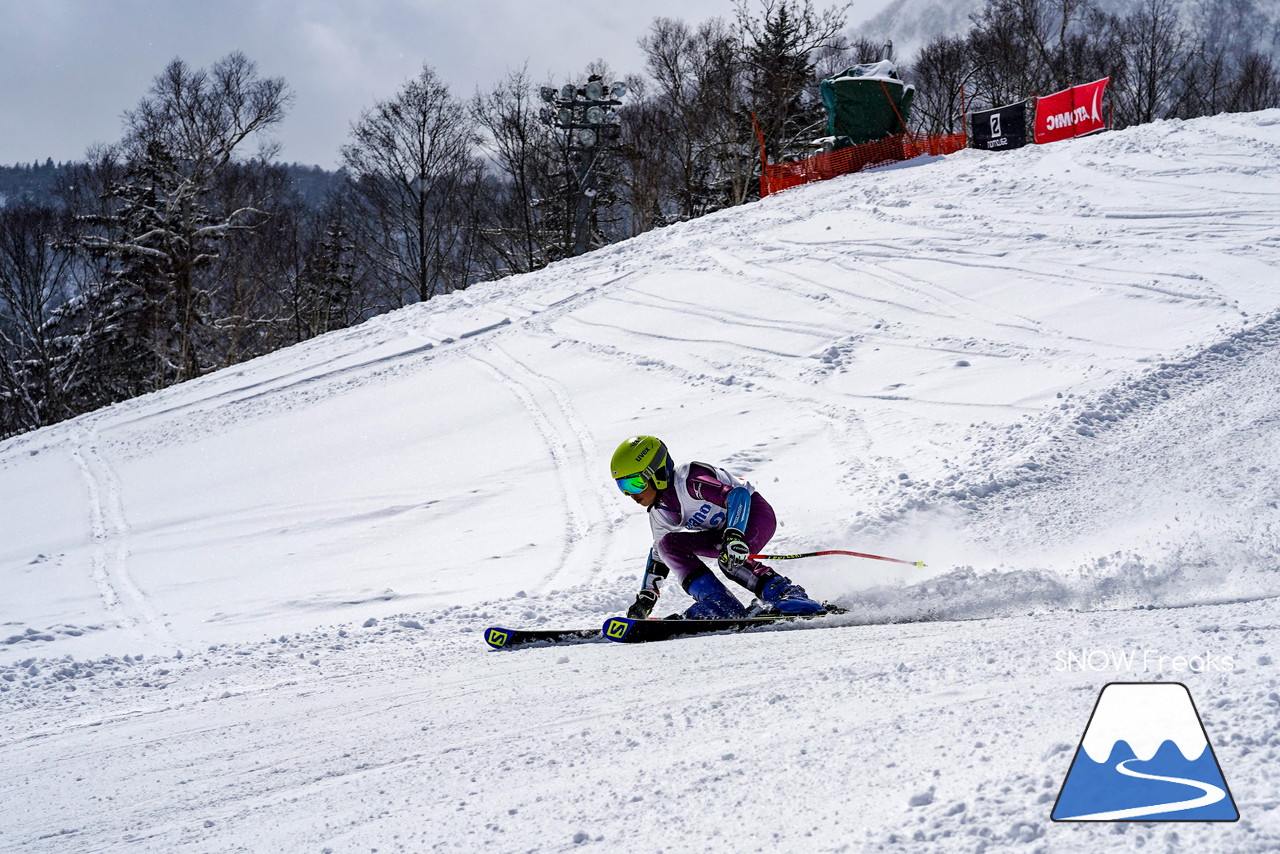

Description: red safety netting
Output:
[760,133,968,197]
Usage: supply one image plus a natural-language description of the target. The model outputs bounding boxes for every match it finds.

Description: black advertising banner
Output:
[969,100,1032,151]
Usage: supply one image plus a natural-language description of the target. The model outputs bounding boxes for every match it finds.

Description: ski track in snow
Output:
[68,425,175,652]
[82,273,630,463]
[466,340,617,593]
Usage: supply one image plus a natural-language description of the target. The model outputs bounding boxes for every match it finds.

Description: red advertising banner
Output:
[1034,78,1109,144]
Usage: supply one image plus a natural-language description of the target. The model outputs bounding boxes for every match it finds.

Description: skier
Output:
[610,435,825,620]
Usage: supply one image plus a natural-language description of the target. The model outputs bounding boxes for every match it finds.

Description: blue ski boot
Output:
[683,573,749,619]
[759,575,825,616]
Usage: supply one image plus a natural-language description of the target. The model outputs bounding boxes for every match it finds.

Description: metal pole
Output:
[572,150,595,257]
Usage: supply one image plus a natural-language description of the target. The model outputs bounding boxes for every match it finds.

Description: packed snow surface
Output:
[3,111,1280,852]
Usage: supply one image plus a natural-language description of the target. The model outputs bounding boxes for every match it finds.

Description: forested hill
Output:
[0,160,70,206]
[0,161,344,209]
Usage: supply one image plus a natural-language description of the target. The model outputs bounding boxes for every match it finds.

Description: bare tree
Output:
[904,34,972,134]
[121,52,290,169]
[692,21,760,206]
[614,75,676,234]
[635,16,754,219]
[1057,8,1128,96]
[1175,41,1234,116]
[0,202,77,434]
[1113,0,1189,125]
[811,35,886,83]
[1228,51,1280,111]
[1175,0,1280,118]
[1185,0,1275,68]
[636,16,706,222]
[471,66,561,276]
[203,161,304,362]
[967,0,1096,106]
[342,65,483,305]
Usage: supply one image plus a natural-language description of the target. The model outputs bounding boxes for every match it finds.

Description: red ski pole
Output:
[748,549,926,568]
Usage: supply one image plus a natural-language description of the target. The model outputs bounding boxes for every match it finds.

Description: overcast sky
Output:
[1,0,893,169]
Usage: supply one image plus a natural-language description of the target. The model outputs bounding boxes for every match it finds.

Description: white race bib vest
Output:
[648,461,754,541]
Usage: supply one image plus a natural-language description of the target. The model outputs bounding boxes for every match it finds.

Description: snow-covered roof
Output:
[827,59,904,84]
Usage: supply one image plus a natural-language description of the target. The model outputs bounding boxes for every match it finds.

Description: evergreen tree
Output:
[49,53,290,413]
[737,0,847,162]
[293,198,361,340]
[50,143,184,409]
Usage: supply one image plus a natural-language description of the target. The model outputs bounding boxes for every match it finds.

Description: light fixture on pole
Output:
[538,73,628,256]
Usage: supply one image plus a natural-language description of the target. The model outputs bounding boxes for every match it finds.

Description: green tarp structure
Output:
[819,60,916,147]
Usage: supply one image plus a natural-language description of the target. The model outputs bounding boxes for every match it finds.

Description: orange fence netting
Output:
[761,133,968,197]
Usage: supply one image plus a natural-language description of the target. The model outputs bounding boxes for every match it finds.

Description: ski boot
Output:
[683,573,749,620]
[759,575,825,616]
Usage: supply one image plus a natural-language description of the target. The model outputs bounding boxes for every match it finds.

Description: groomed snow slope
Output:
[2,111,1280,852]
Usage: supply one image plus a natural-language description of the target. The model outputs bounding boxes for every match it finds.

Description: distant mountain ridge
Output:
[854,0,1280,65]
[855,0,984,63]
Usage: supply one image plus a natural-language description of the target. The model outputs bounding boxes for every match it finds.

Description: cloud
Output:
[1,0,896,168]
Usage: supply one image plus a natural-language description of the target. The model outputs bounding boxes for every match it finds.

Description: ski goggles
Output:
[615,473,649,495]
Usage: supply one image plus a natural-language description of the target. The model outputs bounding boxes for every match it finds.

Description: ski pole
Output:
[748,549,926,568]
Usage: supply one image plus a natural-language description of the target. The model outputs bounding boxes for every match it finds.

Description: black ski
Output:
[484,626,602,650]
[602,608,845,644]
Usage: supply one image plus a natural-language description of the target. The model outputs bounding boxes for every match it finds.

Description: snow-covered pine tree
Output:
[47,143,179,410]
[49,53,290,410]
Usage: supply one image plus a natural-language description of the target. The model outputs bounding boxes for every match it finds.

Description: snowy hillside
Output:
[3,111,1280,852]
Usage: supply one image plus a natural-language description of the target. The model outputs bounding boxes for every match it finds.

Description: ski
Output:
[487,605,847,648]
[602,607,845,644]
[484,626,602,650]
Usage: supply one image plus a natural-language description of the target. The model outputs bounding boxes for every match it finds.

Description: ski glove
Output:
[627,589,659,619]
[718,528,750,572]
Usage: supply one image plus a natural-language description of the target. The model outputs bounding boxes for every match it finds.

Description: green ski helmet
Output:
[610,435,672,494]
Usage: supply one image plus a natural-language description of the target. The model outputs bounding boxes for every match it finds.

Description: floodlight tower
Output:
[539,74,627,257]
